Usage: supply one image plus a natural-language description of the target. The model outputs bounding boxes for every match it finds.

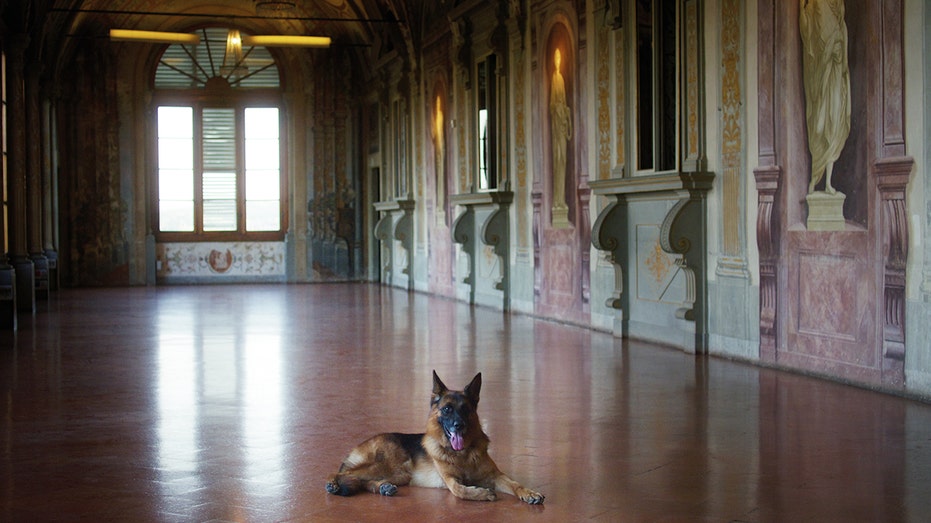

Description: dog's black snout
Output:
[451,419,464,431]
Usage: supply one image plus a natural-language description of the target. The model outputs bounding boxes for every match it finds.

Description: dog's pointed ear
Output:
[464,372,482,405]
[432,370,448,404]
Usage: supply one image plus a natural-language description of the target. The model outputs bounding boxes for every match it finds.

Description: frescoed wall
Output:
[18,0,930,398]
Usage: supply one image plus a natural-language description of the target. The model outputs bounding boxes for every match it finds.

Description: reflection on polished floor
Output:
[1,284,930,522]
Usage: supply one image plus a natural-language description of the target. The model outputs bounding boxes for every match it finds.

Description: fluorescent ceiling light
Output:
[109,29,200,45]
[242,35,331,48]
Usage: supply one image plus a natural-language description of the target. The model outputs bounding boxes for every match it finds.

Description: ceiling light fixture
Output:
[108,29,331,49]
[220,30,249,78]
[109,29,200,45]
[242,35,331,48]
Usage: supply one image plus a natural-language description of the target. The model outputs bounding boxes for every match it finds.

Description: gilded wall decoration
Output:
[636,224,684,304]
[645,239,673,285]
[432,85,448,215]
[721,0,743,257]
[596,22,611,181]
[614,28,625,169]
[458,84,469,193]
[515,45,529,250]
[685,1,700,161]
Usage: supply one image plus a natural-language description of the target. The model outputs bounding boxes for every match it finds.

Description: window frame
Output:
[151,90,287,243]
[475,53,498,191]
[632,0,680,175]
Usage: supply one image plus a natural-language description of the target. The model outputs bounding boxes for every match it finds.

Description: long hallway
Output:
[1,284,930,522]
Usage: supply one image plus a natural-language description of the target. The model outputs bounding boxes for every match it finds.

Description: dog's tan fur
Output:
[325,371,544,504]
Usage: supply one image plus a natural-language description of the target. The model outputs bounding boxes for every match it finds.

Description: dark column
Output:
[26,65,49,299]
[42,91,59,291]
[6,34,35,314]
[0,52,14,328]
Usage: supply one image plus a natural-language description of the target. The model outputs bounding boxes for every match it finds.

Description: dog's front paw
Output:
[325,479,347,496]
[518,488,545,505]
[378,482,398,496]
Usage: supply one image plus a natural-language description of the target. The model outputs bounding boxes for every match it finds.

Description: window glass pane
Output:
[159,169,194,200]
[203,171,236,200]
[478,108,488,188]
[158,106,194,232]
[204,200,237,231]
[636,0,654,171]
[202,109,237,231]
[245,139,279,170]
[158,138,193,170]
[203,108,236,170]
[246,170,279,200]
[203,171,236,231]
[159,201,194,231]
[245,107,280,232]
[158,106,193,138]
[246,200,280,231]
[245,108,279,138]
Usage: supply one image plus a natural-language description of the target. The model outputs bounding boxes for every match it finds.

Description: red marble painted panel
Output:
[537,227,580,319]
[428,226,454,298]
[790,248,876,369]
[796,253,859,342]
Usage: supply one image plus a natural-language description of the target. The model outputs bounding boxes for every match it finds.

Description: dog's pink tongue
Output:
[449,431,464,451]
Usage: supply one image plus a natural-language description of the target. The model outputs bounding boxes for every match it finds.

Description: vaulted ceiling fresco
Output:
[5,0,461,78]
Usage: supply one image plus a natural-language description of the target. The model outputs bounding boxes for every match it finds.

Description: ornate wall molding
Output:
[720,0,744,263]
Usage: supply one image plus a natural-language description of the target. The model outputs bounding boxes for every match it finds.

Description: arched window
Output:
[153,27,285,240]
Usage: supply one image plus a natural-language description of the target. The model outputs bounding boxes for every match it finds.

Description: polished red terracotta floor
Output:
[1,284,930,522]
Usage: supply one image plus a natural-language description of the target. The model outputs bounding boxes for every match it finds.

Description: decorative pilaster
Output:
[875,0,910,388]
[26,65,49,299]
[875,156,912,381]
[754,0,778,359]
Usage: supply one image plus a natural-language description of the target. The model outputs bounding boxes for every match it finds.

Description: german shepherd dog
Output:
[325,371,545,504]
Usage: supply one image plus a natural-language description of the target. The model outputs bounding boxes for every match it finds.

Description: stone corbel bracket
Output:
[373,211,393,274]
[875,155,913,364]
[451,207,475,285]
[374,199,415,279]
[591,197,628,311]
[481,203,509,290]
[659,192,703,322]
[753,165,781,357]
[451,190,513,291]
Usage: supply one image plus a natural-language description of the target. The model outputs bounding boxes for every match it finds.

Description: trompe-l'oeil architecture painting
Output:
[1,0,929,399]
